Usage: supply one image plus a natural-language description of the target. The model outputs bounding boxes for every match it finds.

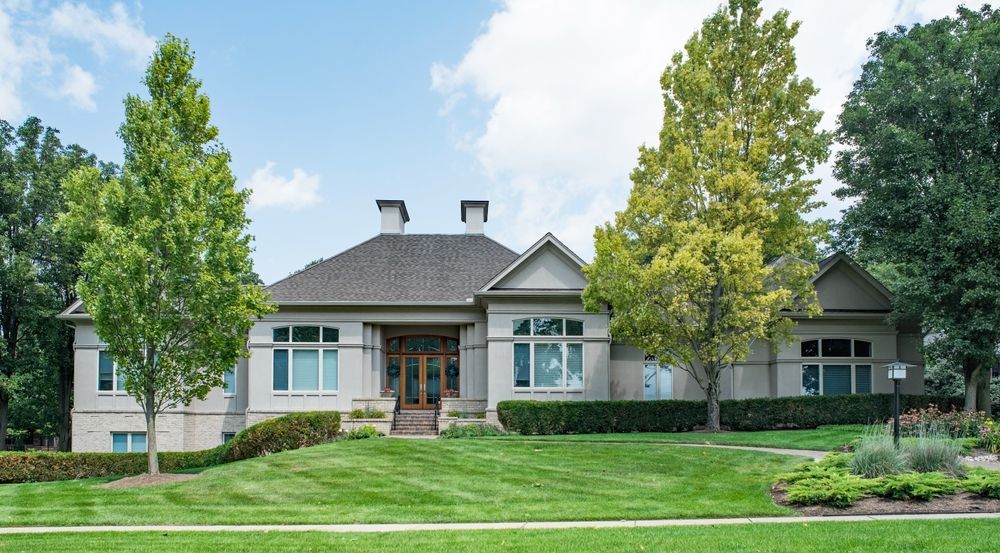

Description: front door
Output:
[401,356,442,409]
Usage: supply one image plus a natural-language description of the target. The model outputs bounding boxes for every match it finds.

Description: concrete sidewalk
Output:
[1,512,997,534]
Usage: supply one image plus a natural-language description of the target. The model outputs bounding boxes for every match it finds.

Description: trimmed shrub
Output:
[439,423,508,438]
[962,468,1000,498]
[343,424,384,440]
[496,394,962,435]
[222,411,341,462]
[850,426,907,478]
[874,472,959,501]
[0,446,224,484]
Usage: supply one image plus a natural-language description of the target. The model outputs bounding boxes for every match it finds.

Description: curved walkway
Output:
[1,512,997,535]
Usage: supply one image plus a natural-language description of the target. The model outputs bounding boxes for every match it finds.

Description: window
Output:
[643,356,673,400]
[273,348,338,392]
[405,337,441,352]
[272,326,339,343]
[112,432,146,453]
[512,342,584,388]
[223,368,236,395]
[802,364,873,396]
[801,339,874,358]
[98,351,125,392]
[512,318,584,337]
[222,432,236,444]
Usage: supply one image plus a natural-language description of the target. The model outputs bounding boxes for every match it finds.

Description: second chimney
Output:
[376,199,409,234]
[461,200,489,234]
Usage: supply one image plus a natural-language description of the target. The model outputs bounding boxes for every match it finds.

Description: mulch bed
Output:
[99,473,199,489]
[772,484,1000,516]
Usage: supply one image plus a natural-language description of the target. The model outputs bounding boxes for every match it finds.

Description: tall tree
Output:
[0,117,96,450]
[834,6,1000,415]
[61,36,273,473]
[583,0,829,431]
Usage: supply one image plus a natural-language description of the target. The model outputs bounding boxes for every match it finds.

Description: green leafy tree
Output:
[61,36,273,473]
[583,0,829,431]
[833,6,1000,415]
[0,117,97,450]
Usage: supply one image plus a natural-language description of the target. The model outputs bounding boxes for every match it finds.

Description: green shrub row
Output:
[0,411,341,484]
[439,423,508,438]
[497,394,964,435]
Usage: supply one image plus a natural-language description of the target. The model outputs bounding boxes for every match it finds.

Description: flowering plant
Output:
[894,404,987,439]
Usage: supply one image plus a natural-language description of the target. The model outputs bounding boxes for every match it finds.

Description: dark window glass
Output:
[406,337,441,352]
[272,327,290,342]
[514,344,531,387]
[821,339,852,357]
[800,340,819,357]
[854,340,872,358]
[98,351,115,391]
[273,349,289,390]
[446,357,460,392]
[566,319,584,336]
[802,364,820,396]
[292,326,320,343]
[446,339,458,353]
[513,319,531,336]
[321,327,339,343]
[855,365,872,393]
[387,338,399,353]
[386,356,400,396]
[532,318,564,336]
[823,365,852,395]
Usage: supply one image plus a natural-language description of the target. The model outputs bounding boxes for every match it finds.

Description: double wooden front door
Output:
[401,356,442,410]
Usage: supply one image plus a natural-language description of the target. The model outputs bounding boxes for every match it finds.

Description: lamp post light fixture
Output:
[884,361,914,447]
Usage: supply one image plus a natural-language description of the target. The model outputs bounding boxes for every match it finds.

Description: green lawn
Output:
[0,438,798,526]
[490,425,863,451]
[0,520,995,552]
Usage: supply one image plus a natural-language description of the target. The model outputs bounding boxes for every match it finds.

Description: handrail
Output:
[392,395,400,432]
[433,402,440,435]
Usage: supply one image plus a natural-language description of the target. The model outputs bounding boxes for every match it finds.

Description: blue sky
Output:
[1,0,963,284]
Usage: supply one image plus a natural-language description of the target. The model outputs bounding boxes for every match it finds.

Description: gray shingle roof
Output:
[265,234,520,303]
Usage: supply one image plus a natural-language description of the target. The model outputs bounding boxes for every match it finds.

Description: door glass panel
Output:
[406,337,441,352]
[446,339,458,353]
[404,357,421,406]
[425,358,441,406]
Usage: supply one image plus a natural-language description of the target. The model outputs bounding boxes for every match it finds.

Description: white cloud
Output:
[59,64,96,111]
[0,1,152,119]
[245,162,322,210]
[48,2,155,67]
[433,0,964,259]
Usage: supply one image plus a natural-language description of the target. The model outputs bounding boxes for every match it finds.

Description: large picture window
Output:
[272,348,338,392]
[97,351,126,392]
[800,338,873,358]
[802,364,873,396]
[643,356,673,400]
[512,342,583,388]
[112,432,146,453]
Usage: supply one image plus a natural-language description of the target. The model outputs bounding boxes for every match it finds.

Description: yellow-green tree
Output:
[583,0,828,430]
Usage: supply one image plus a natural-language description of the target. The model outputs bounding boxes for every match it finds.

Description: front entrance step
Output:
[391,410,439,436]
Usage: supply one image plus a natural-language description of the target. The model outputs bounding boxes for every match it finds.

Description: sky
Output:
[0,0,967,284]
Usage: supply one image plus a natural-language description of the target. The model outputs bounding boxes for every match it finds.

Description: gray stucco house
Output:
[59,199,924,452]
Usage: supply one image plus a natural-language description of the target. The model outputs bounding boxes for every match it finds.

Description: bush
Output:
[496,394,962,435]
[980,420,1000,454]
[902,430,964,476]
[343,424,384,440]
[785,472,878,508]
[896,404,987,439]
[962,468,1000,498]
[874,472,959,501]
[0,446,225,484]
[439,423,508,438]
[348,407,386,419]
[850,426,907,478]
[222,411,341,462]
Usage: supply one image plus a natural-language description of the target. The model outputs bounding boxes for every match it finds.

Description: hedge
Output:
[496,394,966,435]
[0,411,341,484]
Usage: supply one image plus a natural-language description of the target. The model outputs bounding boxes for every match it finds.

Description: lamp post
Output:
[884,361,913,447]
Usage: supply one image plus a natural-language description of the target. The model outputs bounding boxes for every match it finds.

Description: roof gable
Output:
[480,233,587,292]
[812,252,893,312]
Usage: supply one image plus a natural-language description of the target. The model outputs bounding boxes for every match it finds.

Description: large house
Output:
[59,199,924,452]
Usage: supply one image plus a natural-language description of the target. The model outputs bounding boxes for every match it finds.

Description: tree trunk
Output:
[964,362,981,412]
[977,367,992,419]
[144,400,159,475]
[0,392,8,451]
[705,380,721,432]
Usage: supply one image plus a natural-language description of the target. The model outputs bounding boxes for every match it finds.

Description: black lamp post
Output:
[884,361,913,447]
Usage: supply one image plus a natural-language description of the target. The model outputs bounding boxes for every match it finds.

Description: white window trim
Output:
[223,367,237,397]
[97,349,127,395]
[512,317,585,338]
[111,432,146,453]
[272,347,339,395]
[512,341,585,390]
[801,363,874,396]
[800,337,875,359]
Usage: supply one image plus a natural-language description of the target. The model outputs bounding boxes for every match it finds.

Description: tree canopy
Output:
[583,0,829,430]
[61,35,273,472]
[834,5,1000,413]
